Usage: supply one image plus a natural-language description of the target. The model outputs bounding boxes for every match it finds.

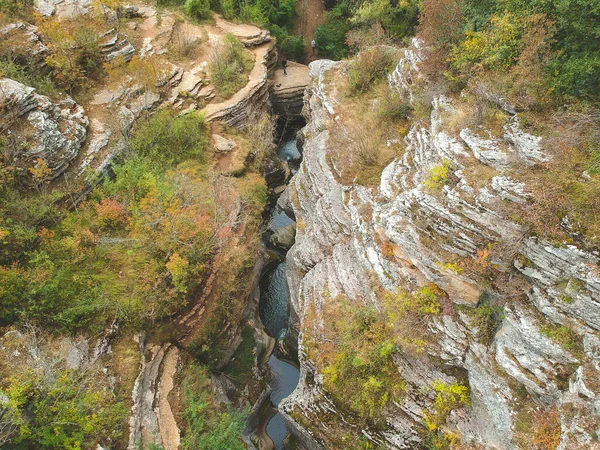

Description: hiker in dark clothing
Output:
[282,58,288,76]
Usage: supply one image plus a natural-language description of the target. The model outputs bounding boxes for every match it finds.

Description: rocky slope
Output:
[280,44,600,449]
[0,77,88,180]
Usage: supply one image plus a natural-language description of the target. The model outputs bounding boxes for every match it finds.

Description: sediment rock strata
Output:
[0,77,88,179]
[0,22,50,72]
[202,42,277,128]
[270,61,310,120]
[280,44,600,449]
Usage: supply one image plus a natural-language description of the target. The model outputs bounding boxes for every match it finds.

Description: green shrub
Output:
[209,33,254,98]
[219,0,235,18]
[424,159,452,191]
[181,363,247,450]
[130,109,208,168]
[268,0,296,28]
[239,1,269,25]
[270,24,305,61]
[184,0,211,20]
[348,46,397,95]
[451,0,600,100]
[351,0,420,38]
[314,2,350,60]
[0,60,58,97]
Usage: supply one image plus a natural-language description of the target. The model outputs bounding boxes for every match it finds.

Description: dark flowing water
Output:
[257,137,302,449]
[259,261,300,450]
[260,263,290,340]
[270,209,295,230]
[277,139,301,175]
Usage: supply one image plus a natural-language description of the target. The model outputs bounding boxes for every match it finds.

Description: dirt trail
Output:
[294,0,326,61]
[156,347,180,450]
[213,15,267,39]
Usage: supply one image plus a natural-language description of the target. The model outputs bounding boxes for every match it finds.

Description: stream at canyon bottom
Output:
[258,137,302,449]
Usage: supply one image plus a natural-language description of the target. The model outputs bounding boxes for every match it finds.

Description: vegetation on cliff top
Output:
[209,33,254,98]
[303,285,462,426]
[0,111,215,332]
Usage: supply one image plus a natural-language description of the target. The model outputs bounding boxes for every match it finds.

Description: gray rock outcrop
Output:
[270,223,296,250]
[0,78,88,180]
[34,0,91,19]
[213,134,236,153]
[279,42,600,449]
[100,28,135,62]
[270,62,310,120]
[0,23,49,73]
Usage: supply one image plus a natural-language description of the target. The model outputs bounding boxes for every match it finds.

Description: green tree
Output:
[314,1,351,60]
[184,0,211,20]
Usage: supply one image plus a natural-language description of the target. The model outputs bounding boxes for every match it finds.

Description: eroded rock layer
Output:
[0,77,88,179]
[280,46,600,449]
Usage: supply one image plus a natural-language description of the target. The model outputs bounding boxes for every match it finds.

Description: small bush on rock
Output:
[209,33,254,98]
[348,46,397,95]
[184,0,211,20]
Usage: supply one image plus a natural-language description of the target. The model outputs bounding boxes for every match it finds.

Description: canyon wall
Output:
[280,45,600,449]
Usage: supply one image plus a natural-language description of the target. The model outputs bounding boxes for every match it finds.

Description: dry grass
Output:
[516,108,600,247]
[327,77,407,188]
[170,20,203,59]
[329,118,401,186]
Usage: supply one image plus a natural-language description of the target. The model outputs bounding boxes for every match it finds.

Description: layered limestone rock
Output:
[280,44,600,449]
[202,42,277,127]
[270,61,310,120]
[100,28,135,63]
[0,78,88,179]
[34,0,91,19]
[0,23,50,73]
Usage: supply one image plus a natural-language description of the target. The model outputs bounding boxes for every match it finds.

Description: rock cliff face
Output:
[280,45,600,449]
[201,42,277,128]
[0,22,50,72]
[0,78,88,179]
[270,61,310,121]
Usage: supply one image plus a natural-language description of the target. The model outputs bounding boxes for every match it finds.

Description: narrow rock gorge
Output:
[1,0,600,449]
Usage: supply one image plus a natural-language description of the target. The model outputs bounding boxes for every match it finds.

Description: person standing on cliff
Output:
[311,39,316,55]
[282,58,288,76]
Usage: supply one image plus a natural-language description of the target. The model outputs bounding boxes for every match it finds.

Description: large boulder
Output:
[269,223,296,250]
[0,78,88,180]
[34,0,91,19]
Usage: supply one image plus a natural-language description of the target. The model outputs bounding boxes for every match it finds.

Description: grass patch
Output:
[209,33,254,99]
[180,362,247,450]
[540,321,583,359]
